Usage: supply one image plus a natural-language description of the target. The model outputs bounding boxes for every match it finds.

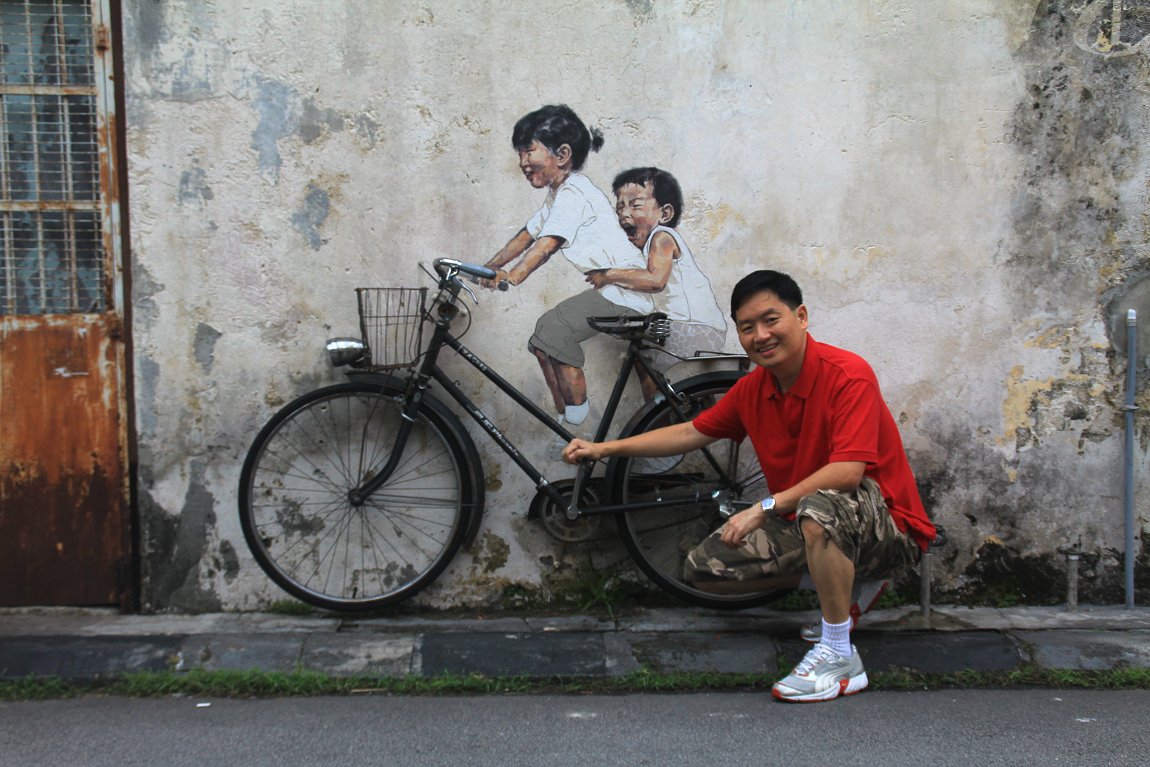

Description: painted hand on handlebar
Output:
[478,268,511,291]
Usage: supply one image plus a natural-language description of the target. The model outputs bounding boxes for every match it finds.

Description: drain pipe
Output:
[1125,309,1138,609]
[1065,548,1080,613]
[1059,544,1083,612]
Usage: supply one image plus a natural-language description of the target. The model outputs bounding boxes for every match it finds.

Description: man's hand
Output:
[719,506,767,549]
[562,438,602,464]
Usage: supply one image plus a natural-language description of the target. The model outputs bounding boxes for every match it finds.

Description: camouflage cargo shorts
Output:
[682,477,919,583]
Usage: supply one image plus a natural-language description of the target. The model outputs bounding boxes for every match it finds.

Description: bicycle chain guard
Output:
[528,478,609,543]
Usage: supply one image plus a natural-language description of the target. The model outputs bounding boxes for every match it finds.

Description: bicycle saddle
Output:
[586,313,670,341]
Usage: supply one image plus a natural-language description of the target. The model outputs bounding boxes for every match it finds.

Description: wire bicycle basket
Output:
[356,287,428,370]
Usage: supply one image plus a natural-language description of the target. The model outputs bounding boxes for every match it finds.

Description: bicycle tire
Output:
[239,380,481,612]
[610,371,792,610]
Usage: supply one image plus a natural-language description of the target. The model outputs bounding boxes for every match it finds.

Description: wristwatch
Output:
[760,495,776,513]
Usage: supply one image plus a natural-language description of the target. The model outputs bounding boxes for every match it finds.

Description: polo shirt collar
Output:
[765,333,820,399]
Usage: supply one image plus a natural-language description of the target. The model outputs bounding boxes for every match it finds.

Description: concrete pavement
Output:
[2,604,1150,682]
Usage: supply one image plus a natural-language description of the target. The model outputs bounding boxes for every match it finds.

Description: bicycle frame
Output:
[349,262,748,521]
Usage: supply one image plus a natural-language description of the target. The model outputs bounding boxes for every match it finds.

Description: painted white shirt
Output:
[526,173,653,314]
[644,225,726,331]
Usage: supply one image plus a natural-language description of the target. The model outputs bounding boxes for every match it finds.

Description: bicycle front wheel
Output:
[611,372,790,610]
[239,381,479,612]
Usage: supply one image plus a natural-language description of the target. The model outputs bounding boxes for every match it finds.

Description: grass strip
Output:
[3,665,1150,701]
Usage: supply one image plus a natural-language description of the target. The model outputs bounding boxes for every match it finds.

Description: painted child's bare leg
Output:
[552,361,589,424]
[532,347,566,414]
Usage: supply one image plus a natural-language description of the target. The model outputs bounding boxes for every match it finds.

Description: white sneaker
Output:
[772,643,868,702]
[799,579,889,642]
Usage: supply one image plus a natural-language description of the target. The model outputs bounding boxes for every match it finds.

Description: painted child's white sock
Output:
[564,400,590,426]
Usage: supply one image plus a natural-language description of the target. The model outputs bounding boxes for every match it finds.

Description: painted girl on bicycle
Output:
[482,104,653,427]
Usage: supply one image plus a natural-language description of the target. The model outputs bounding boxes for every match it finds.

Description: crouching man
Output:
[563,269,935,702]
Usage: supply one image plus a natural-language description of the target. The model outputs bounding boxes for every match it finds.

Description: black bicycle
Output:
[239,258,781,612]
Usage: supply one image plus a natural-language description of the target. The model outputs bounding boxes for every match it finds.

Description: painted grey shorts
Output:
[642,321,726,373]
[528,290,637,367]
[682,477,919,582]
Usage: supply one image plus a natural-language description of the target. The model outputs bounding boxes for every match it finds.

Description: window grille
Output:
[1,0,106,315]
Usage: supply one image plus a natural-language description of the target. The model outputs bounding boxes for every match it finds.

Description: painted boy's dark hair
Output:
[611,167,683,228]
[729,270,803,320]
[512,104,603,171]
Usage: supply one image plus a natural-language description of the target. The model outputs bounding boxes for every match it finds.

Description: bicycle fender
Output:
[344,371,488,548]
[603,369,746,493]
[615,370,745,438]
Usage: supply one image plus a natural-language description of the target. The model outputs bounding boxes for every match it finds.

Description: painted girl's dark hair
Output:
[512,104,603,171]
[612,167,684,228]
[729,270,803,320]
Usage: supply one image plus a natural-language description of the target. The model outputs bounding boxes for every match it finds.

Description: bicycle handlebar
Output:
[433,257,509,290]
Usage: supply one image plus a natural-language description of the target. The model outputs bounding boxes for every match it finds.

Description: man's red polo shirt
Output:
[693,334,936,550]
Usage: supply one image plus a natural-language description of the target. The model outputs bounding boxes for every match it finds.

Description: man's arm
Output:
[562,421,715,464]
[718,461,866,548]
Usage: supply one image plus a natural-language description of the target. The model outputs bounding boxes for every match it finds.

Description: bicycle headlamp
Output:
[325,337,367,367]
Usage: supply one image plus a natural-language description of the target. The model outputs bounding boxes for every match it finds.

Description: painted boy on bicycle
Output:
[563,269,936,703]
[586,166,727,400]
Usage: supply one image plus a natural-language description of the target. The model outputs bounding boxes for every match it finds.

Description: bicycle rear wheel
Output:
[239,381,480,612]
[611,372,791,610]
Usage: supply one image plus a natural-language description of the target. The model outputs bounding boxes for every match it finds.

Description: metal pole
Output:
[1067,553,1079,613]
[1125,309,1138,609]
[919,549,932,619]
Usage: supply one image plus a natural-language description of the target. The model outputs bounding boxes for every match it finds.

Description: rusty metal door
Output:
[0,0,130,606]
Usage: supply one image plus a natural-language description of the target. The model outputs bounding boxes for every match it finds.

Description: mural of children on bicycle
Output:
[482,104,726,424]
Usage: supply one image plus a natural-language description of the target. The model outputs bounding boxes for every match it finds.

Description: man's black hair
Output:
[611,167,683,228]
[729,270,803,320]
[511,104,603,171]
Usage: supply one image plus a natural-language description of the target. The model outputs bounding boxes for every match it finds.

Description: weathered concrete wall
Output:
[122,0,1150,611]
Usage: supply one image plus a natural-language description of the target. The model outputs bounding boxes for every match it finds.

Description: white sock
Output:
[821,618,852,658]
[564,400,590,426]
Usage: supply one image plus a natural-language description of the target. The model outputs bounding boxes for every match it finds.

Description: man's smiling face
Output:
[734,290,809,384]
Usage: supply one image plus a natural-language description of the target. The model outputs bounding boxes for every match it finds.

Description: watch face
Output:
[761,497,775,511]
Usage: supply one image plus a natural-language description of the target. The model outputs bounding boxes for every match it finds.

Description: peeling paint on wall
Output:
[193,322,222,373]
[291,183,331,250]
[178,166,214,207]
[250,78,295,183]
[299,98,344,145]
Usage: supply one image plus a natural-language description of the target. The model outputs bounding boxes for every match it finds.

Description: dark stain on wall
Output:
[141,460,222,612]
[292,183,331,250]
[1005,2,1150,309]
[933,0,1150,605]
[251,77,295,182]
[193,322,222,373]
[178,166,214,207]
[299,98,345,144]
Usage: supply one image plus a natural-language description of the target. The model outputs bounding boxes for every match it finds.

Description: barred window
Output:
[1,0,106,315]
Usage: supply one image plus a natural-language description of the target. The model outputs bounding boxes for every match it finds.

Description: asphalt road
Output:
[2,689,1147,766]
